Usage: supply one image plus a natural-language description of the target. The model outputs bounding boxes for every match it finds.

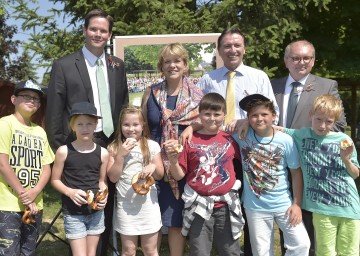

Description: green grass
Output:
[36,183,282,255]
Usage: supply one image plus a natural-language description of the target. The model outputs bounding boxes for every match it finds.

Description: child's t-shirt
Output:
[233,128,300,212]
[285,127,360,220]
[0,114,55,212]
[178,131,240,200]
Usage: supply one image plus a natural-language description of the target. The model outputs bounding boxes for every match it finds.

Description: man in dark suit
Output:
[271,39,346,256]
[46,9,128,256]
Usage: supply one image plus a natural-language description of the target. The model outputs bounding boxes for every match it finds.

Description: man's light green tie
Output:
[96,59,114,137]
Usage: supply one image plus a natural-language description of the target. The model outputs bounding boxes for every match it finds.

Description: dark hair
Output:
[199,93,226,114]
[84,9,114,33]
[218,27,247,49]
[245,99,276,116]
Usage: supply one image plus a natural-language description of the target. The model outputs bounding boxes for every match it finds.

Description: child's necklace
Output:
[253,127,275,145]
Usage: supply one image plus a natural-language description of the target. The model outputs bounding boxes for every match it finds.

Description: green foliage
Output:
[0,8,36,81]
[5,0,360,82]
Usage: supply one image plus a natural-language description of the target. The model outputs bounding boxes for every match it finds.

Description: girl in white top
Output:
[107,106,164,256]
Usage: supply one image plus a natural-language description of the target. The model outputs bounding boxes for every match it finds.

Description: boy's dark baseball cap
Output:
[239,94,271,111]
[14,80,44,96]
[69,102,102,120]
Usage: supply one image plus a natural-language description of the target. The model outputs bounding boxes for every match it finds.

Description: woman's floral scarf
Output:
[152,77,203,199]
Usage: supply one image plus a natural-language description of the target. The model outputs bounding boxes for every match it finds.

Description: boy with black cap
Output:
[51,101,109,256]
[0,80,55,255]
[233,94,310,256]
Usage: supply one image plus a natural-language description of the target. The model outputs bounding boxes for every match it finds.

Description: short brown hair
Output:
[310,95,343,121]
[218,27,247,49]
[199,93,226,114]
[84,9,114,33]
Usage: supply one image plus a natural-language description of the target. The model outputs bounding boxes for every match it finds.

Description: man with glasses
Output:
[271,39,346,256]
[272,39,346,131]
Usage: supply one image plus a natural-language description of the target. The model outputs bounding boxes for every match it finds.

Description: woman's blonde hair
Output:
[108,106,151,166]
[157,43,189,76]
[310,94,343,121]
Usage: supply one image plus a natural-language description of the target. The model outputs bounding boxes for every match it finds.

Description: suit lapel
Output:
[105,54,116,114]
[75,50,94,102]
[292,74,316,125]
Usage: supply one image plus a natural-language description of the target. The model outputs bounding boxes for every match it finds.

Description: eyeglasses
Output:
[288,56,314,64]
[17,94,41,103]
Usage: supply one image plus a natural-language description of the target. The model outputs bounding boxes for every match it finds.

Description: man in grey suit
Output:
[46,9,128,256]
[272,39,346,131]
[271,39,346,256]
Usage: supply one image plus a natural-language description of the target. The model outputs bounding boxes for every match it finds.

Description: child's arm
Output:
[51,146,87,206]
[95,147,110,210]
[164,140,185,181]
[142,152,164,180]
[179,122,203,145]
[340,145,360,179]
[19,164,51,206]
[0,153,25,196]
[107,140,135,183]
[99,147,109,190]
[287,167,304,226]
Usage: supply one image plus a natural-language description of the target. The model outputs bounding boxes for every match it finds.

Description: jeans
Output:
[64,210,105,239]
[245,208,310,256]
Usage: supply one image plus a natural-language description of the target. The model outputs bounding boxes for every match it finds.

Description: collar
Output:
[82,46,105,66]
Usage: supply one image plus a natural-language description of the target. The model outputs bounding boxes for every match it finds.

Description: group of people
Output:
[0,7,359,256]
[127,76,200,94]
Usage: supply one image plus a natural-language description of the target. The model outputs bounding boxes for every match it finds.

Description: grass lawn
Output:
[36,183,283,255]
[35,92,360,255]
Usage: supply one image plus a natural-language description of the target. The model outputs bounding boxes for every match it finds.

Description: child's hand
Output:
[286,204,302,226]
[118,138,137,157]
[141,163,156,178]
[163,139,181,163]
[237,120,249,139]
[68,188,88,206]
[340,142,354,161]
[95,192,108,210]
[19,188,38,206]
[27,202,39,215]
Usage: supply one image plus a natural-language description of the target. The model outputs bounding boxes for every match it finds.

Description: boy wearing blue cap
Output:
[234,94,310,256]
[0,80,55,255]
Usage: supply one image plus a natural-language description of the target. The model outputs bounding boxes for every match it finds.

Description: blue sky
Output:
[6,1,71,83]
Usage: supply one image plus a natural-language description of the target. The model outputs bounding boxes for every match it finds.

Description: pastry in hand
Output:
[340,139,353,150]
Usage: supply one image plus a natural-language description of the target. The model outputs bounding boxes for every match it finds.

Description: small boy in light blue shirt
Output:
[234,94,310,256]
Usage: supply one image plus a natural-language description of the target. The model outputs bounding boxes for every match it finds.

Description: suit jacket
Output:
[271,73,346,131]
[46,49,129,151]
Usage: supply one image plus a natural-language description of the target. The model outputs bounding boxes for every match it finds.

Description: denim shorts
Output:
[64,210,105,239]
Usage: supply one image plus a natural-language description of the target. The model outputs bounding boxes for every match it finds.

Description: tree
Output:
[10,0,360,82]
[0,6,35,82]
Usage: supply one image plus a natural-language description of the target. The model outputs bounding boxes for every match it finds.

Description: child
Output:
[51,102,109,256]
[107,106,164,256]
[277,94,360,256]
[166,93,244,256]
[234,94,310,256]
[0,80,54,255]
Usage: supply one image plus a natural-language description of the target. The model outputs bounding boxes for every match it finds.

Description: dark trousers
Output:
[96,179,115,256]
[234,159,252,256]
[93,132,115,256]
